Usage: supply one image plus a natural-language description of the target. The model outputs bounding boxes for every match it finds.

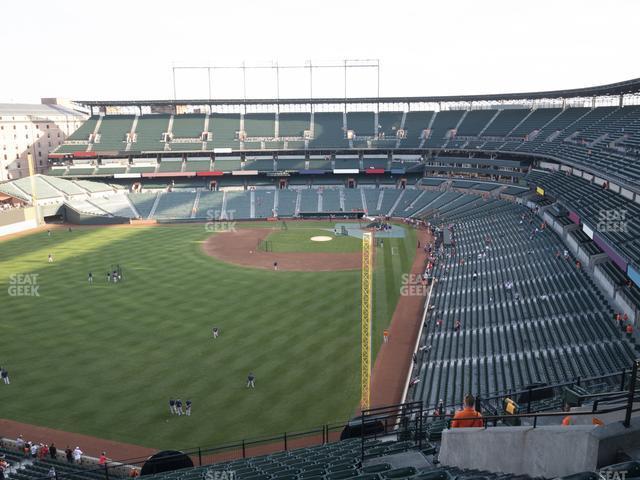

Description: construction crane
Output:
[361,232,373,410]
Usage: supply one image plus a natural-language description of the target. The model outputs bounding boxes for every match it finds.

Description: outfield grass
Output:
[0,222,415,450]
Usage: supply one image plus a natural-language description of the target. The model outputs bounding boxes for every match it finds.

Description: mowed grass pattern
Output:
[0,223,415,450]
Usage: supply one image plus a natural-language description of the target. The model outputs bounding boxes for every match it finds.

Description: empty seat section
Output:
[135,115,170,151]
[94,115,135,151]
[209,113,240,149]
[278,113,311,137]
[311,113,348,148]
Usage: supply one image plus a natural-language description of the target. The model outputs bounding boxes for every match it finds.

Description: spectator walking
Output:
[65,447,72,463]
[47,467,57,480]
[72,446,83,464]
[99,452,108,466]
[49,443,57,460]
[451,394,484,428]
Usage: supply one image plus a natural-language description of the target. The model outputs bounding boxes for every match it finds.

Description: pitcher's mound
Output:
[310,236,333,242]
[202,228,361,271]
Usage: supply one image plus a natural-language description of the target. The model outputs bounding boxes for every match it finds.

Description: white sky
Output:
[1,0,639,103]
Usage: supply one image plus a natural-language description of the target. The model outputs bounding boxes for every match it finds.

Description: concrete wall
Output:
[596,416,640,467]
[576,244,590,266]
[0,206,38,237]
[439,426,600,478]
[0,218,37,237]
[63,205,129,225]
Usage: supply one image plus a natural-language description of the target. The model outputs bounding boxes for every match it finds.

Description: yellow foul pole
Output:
[361,232,373,410]
[27,153,41,224]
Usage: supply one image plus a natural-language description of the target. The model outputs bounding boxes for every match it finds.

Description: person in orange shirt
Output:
[451,394,483,428]
[562,403,573,425]
[383,330,389,343]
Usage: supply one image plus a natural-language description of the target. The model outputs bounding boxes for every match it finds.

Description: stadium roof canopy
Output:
[75,77,640,108]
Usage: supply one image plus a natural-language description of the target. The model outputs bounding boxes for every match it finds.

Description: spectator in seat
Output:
[451,394,483,428]
[562,403,573,426]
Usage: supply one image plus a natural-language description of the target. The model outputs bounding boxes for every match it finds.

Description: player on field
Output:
[88,272,93,284]
[48,254,53,263]
[185,400,192,416]
[169,399,176,415]
[176,399,183,415]
[212,327,219,338]
[247,372,256,388]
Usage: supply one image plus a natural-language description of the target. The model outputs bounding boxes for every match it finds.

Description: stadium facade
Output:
[0,100,87,181]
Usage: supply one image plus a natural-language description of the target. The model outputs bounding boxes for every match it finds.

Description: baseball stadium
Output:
[2,3,640,479]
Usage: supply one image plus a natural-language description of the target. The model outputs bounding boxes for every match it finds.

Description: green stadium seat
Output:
[413,470,453,480]
[362,464,392,474]
[382,467,417,479]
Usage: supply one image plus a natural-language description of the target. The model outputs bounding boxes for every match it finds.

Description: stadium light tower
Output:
[361,232,373,410]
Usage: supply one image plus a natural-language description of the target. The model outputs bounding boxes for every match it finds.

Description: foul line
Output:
[400,278,435,404]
